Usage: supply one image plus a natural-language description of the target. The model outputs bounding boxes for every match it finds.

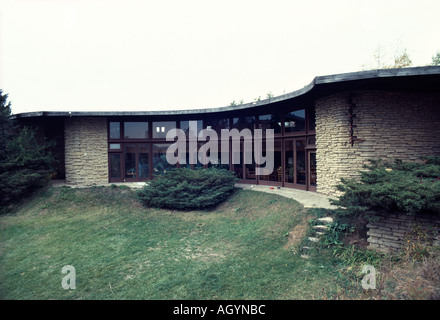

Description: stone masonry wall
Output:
[64,117,108,186]
[315,90,440,197]
[367,213,440,253]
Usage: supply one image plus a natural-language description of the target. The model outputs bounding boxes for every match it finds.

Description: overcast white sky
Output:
[1,0,440,114]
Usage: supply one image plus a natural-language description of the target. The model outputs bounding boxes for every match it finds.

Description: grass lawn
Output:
[0,186,355,300]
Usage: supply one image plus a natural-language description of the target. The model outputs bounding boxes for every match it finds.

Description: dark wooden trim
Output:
[107,114,317,191]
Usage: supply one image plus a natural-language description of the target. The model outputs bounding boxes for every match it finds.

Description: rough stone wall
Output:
[64,117,108,186]
[315,90,440,196]
[367,213,440,253]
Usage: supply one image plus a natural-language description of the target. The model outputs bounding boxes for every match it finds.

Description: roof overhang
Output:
[10,66,440,120]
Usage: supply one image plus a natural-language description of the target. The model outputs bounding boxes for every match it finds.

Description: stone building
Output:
[13,66,440,195]
[11,66,440,253]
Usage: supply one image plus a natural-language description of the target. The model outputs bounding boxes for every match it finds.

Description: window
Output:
[232,116,255,132]
[109,122,121,139]
[259,139,282,182]
[124,145,137,178]
[284,139,306,185]
[124,122,149,139]
[205,118,230,136]
[284,110,305,133]
[138,144,149,179]
[153,143,176,174]
[258,114,281,134]
[109,143,121,150]
[109,154,121,179]
[153,121,176,139]
[180,120,202,138]
[296,140,306,185]
[307,136,316,147]
[308,107,316,131]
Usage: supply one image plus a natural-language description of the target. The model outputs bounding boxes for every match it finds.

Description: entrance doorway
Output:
[284,139,307,190]
[124,144,150,181]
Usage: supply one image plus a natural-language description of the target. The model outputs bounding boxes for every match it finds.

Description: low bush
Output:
[331,157,440,217]
[136,167,238,210]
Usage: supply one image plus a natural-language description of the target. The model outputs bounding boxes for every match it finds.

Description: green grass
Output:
[0,186,351,300]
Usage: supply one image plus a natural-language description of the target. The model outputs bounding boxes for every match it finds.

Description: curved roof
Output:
[11,66,440,120]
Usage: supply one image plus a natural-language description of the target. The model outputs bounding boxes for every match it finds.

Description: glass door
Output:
[123,144,150,181]
[231,141,256,183]
[284,139,307,190]
[307,150,317,191]
[258,139,282,186]
[124,144,137,179]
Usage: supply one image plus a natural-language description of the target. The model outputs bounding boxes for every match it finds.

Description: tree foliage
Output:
[0,90,56,211]
[136,167,238,210]
[391,49,412,68]
[363,46,413,70]
[431,51,440,66]
[331,158,440,217]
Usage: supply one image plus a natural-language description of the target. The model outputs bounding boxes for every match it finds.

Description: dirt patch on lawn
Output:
[284,214,311,251]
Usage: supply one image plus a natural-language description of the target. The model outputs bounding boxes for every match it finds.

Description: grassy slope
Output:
[0,186,345,300]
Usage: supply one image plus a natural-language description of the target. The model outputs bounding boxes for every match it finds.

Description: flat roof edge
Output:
[10,66,440,119]
[315,66,440,84]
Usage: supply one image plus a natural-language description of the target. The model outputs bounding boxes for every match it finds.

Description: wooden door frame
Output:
[283,138,307,190]
[307,149,317,192]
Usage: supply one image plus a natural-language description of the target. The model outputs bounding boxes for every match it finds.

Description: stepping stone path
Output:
[300,216,334,259]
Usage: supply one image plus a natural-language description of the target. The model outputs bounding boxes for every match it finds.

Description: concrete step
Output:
[312,225,330,230]
[316,217,334,224]
[298,216,334,259]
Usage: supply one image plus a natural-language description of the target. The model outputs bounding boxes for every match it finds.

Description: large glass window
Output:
[182,141,205,169]
[107,114,315,189]
[109,122,121,139]
[205,118,230,136]
[180,120,203,138]
[124,145,137,178]
[233,148,244,180]
[260,139,282,182]
[138,144,149,179]
[284,139,306,185]
[245,162,256,180]
[232,116,255,132]
[285,142,294,183]
[153,121,177,139]
[217,141,230,170]
[181,142,193,169]
[124,122,149,139]
[258,114,281,134]
[284,110,305,133]
[109,154,121,179]
[153,143,176,174]
[296,140,306,185]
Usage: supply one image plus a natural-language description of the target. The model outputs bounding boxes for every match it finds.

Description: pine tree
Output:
[0,90,56,211]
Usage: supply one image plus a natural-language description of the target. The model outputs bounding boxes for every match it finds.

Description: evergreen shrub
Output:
[331,157,440,216]
[0,90,56,211]
[136,167,238,210]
